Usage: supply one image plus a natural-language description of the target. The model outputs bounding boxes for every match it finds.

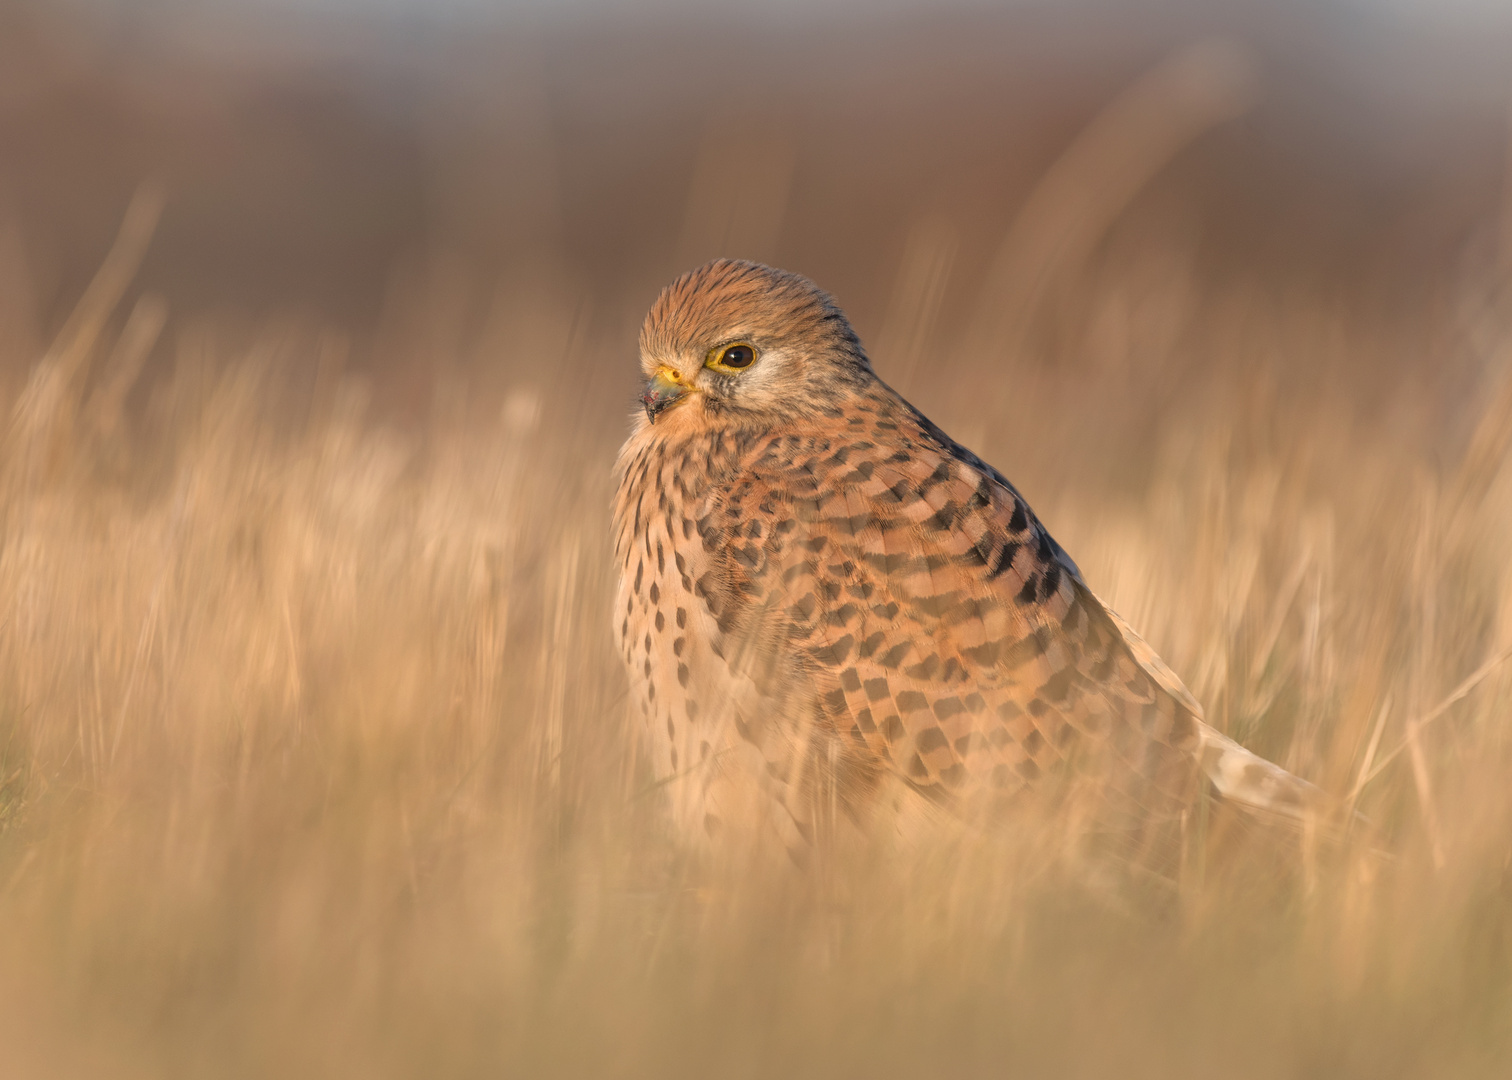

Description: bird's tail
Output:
[1194,723,1375,845]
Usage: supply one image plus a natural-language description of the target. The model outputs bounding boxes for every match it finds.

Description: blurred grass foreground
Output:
[4,4,1512,1077]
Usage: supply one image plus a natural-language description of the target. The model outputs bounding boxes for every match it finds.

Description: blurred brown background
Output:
[5,0,1512,425]
[5,3,1512,1076]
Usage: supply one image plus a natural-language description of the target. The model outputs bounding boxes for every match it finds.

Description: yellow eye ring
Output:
[705,341,758,372]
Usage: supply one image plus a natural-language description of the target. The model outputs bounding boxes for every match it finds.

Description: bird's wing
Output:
[689,424,1211,832]
[695,421,1338,853]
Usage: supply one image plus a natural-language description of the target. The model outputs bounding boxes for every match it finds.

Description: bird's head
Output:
[635,260,873,431]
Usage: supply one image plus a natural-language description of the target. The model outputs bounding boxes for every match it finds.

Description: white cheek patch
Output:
[717,346,795,405]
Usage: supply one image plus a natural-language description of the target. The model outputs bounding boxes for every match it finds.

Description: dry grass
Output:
[4,22,1512,1078]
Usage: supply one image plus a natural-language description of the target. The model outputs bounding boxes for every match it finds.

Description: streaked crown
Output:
[639,259,869,373]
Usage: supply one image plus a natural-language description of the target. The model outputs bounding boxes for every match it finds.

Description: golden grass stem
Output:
[1352,644,1512,797]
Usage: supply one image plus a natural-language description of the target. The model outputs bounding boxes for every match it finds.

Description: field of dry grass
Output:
[3,8,1512,1077]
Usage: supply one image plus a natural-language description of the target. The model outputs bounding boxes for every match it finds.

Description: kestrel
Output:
[613,259,1325,868]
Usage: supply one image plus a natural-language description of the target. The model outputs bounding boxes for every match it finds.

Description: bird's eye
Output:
[706,342,757,372]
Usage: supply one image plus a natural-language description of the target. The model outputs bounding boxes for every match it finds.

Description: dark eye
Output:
[708,342,757,371]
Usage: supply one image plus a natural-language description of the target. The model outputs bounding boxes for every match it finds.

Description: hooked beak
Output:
[641,367,694,424]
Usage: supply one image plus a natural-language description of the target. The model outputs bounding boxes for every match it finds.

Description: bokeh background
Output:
[3,1,1512,1076]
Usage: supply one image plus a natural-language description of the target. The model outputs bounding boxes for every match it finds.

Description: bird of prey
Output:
[612,259,1326,869]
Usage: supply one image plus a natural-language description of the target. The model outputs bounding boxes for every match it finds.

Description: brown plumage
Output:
[613,259,1328,867]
